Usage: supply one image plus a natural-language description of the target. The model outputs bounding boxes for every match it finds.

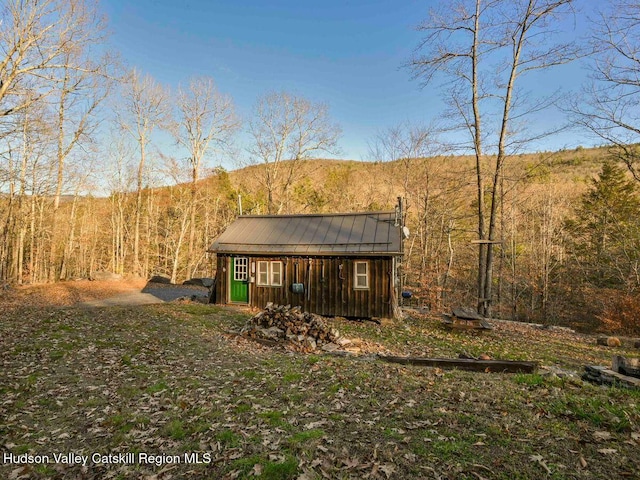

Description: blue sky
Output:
[101,0,598,169]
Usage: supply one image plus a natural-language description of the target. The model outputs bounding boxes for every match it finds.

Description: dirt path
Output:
[79,284,209,307]
[0,278,209,309]
[78,291,165,307]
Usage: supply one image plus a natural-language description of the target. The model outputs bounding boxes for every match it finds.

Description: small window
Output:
[257,261,269,286]
[234,257,248,281]
[270,261,283,286]
[354,261,369,289]
[256,260,283,287]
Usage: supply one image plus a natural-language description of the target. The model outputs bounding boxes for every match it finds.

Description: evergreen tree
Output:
[566,162,640,290]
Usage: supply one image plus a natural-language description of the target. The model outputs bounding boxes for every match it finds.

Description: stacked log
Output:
[241,303,342,352]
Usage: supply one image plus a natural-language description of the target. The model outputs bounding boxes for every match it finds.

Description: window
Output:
[257,261,283,287]
[354,261,369,289]
[234,257,248,281]
[257,261,269,285]
[270,261,282,286]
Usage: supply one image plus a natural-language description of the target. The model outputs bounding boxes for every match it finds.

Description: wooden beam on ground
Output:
[377,355,538,373]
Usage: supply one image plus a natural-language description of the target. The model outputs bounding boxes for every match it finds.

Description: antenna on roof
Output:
[238,194,243,216]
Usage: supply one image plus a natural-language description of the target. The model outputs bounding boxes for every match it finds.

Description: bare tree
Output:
[571,1,640,182]
[0,0,106,122]
[367,121,439,201]
[171,76,238,278]
[367,121,446,297]
[48,50,114,280]
[1,109,42,282]
[0,0,111,283]
[104,130,134,276]
[247,91,341,214]
[410,0,580,316]
[117,70,169,277]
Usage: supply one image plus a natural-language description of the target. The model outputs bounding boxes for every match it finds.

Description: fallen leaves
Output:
[1,297,640,479]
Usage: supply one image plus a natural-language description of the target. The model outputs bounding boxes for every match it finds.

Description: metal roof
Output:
[209,211,402,256]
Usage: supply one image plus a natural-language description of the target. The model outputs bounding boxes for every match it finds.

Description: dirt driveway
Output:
[0,278,210,309]
[79,283,210,307]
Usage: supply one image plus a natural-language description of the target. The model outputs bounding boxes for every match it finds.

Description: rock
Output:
[612,355,640,378]
[478,354,492,360]
[540,366,580,380]
[149,275,172,284]
[541,325,575,333]
[583,365,640,389]
[182,278,215,287]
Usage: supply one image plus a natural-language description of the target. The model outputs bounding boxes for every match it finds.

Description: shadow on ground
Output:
[80,282,210,307]
[141,282,209,302]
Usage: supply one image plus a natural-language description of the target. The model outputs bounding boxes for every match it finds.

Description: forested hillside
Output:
[5,143,640,333]
[3,0,640,334]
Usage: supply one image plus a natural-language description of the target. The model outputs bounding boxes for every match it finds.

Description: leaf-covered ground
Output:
[1,284,639,479]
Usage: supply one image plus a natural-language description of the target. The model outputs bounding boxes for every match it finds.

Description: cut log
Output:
[612,355,640,379]
[597,336,621,347]
[377,355,538,373]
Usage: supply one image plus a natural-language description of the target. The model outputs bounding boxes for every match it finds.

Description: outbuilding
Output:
[208,211,404,318]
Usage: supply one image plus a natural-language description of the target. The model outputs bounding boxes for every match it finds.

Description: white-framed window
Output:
[234,257,248,281]
[270,261,282,286]
[257,261,283,287]
[354,261,369,289]
[257,261,269,285]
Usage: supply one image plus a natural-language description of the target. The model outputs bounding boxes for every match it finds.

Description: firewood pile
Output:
[240,303,347,353]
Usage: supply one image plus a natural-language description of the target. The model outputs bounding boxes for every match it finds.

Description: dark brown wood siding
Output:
[214,255,228,304]
[214,254,394,318]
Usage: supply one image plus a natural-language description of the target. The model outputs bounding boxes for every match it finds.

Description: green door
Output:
[230,257,249,303]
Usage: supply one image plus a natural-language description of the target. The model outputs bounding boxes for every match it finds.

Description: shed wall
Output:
[214,255,394,318]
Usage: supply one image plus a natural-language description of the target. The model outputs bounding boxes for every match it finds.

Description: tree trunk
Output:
[471,1,487,315]
[134,133,146,276]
